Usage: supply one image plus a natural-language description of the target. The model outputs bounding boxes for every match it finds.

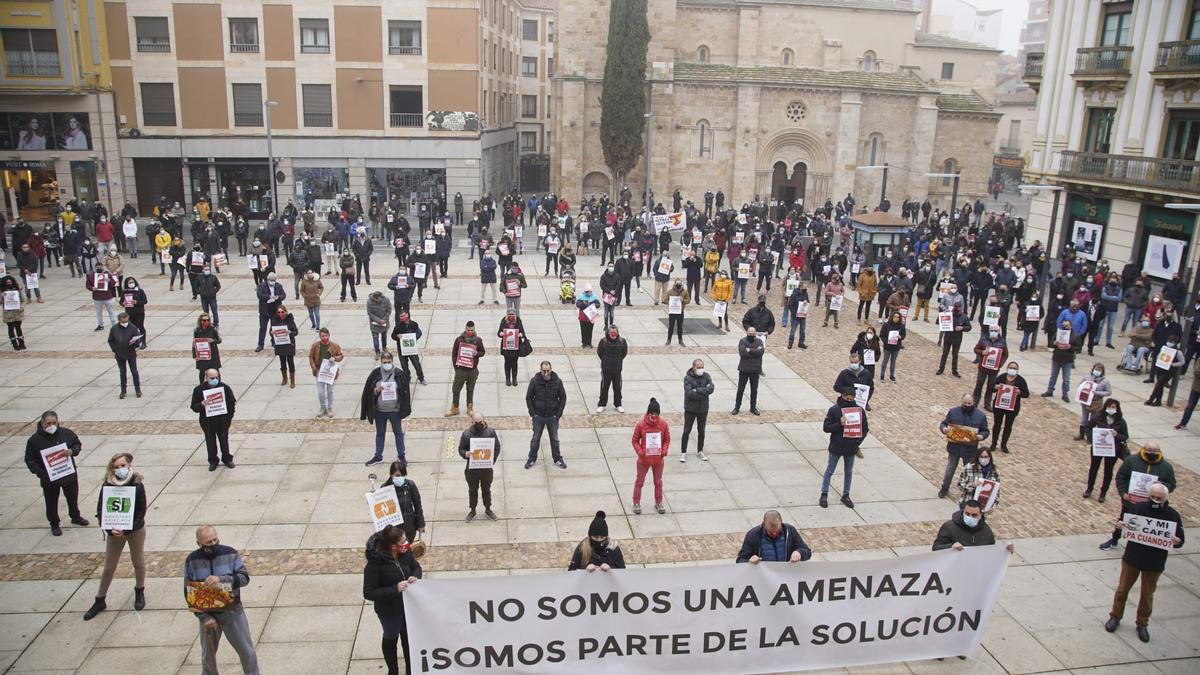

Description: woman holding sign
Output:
[2,275,26,350]
[1083,399,1128,502]
[84,452,148,620]
[956,447,1001,510]
[496,309,528,386]
[631,398,670,514]
[1074,364,1112,439]
[24,411,88,536]
[192,314,222,384]
[822,274,845,329]
[363,525,423,675]
[987,362,1029,454]
[270,305,300,387]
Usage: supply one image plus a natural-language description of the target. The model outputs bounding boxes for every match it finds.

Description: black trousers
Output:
[116,355,141,392]
[735,372,760,410]
[278,353,295,373]
[201,416,233,465]
[42,480,81,526]
[580,321,594,347]
[990,410,1017,450]
[1087,455,1117,496]
[681,411,707,453]
[397,353,424,381]
[598,370,622,407]
[466,468,493,509]
[340,273,357,300]
[973,369,998,406]
[355,258,371,284]
[687,277,701,304]
[621,280,633,304]
[939,339,962,374]
[667,314,683,341]
[502,352,519,383]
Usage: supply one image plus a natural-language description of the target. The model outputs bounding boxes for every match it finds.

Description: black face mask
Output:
[472,423,485,434]
[961,404,975,414]
[200,543,219,557]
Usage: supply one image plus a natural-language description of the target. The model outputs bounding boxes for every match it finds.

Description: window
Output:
[697,45,709,62]
[1163,110,1200,160]
[1101,2,1132,46]
[940,62,955,79]
[492,43,497,70]
[229,18,259,53]
[302,84,333,127]
[862,50,876,71]
[520,131,537,152]
[388,21,421,55]
[522,19,538,41]
[548,21,554,42]
[521,94,537,117]
[300,19,329,54]
[941,159,956,186]
[231,83,263,126]
[134,17,170,53]
[522,56,537,77]
[1007,120,1021,149]
[546,94,551,118]
[483,39,487,67]
[781,49,793,66]
[140,82,176,126]
[547,57,554,75]
[1189,0,1200,40]
[697,119,713,158]
[1,28,59,76]
[867,133,884,165]
[1084,108,1116,153]
[481,91,487,125]
[389,86,423,127]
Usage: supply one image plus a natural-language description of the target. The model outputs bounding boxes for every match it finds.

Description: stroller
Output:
[559,269,577,304]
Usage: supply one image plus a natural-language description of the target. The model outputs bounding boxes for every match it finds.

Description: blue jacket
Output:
[183,545,250,622]
[939,405,989,458]
[1099,284,1123,312]
[479,256,498,284]
[1056,307,1088,335]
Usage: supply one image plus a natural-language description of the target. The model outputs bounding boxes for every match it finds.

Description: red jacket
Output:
[86,271,118,301]
[632,415,671,461]
[96,220,114,243]
[556,198,569,215]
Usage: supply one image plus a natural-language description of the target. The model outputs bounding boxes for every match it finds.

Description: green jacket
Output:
[1115,452,1177,499]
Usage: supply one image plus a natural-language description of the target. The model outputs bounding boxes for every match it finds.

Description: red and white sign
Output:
[973,478,1000,513]
[455,343,477,369]
[982,347,1002,371]
[193,338,212,361]
[39,443,76,482]
[994,384,1017,412]
[842,407,864,439]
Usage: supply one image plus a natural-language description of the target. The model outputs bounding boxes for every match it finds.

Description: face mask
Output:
[848,363,861,371]
[114,467,130,480]
[43,424,58,434]
[1150,500,1165,510]
[609,332,618,340]
[962,515,979,528]
[1106,407,1118,415]
[962,404,975,413]
[989,331,999,339]
[1092,369,1103,377]
[979,458,991,466]
[1007,368,1018,377]
[200,544,219,556]
[473,423,485,433]
[392,476,406,486]
[203,270,212,276]
[1142,321,1150,328]
[381,363,394,372]
[320,336,330,344]
[208,378,220,386]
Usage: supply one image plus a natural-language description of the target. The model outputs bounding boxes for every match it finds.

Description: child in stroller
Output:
[559,268,576,304]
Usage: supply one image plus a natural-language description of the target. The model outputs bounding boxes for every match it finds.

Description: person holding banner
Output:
[2,275,26,350]
[459,413,500,521]
[390,312,427,385]
[500,262,527,316]
[568,510,625,571]
[497,309,528,386]
[24,411,88,536]
[1074,364,1112,439]
[1017,289,1043,351]
[309,328,345,417]
[932,499,1007,551]
[1101,443,1177,551]
[193,314,222,384]
[736,510,812,563]
[876,312,906,382]
[1144,333,1184,407]
[269,305,300,387]
[937,394,989,499]
[956,448,1000,509]
[631,398,671,514]
[362,353,412,467]
[833,353,873,410]
[367,291,393,358]
[971,327,1008,410]
[850,328,882,385]
[1104,483,1185,643]
[254,273,286,352]
[84,452,148,620]
[1083,399,1128,502]
[446,321,486,417]
[986,362,1029,454]
[363,524,423,675]
[820,386,869,508]
[338,249,358,302]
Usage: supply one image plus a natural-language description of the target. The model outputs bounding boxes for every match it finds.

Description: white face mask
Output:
[693,368,704,377]
[43,424,58,434]
[1007,368,1018,377]
[1092,369,1103,377]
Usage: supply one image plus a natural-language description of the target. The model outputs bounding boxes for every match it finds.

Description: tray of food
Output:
[186,581,234,613]
[945,424,979,444]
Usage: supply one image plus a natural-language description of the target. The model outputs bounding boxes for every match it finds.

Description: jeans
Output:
[734,279,748,303]
[307,305,320,329]
[116,355,141,392]
[317,381,335,409]
[879,349,898,380]
[201,297,219,326]
[1020,327,1037,350]
[1121,306,1140,332]
[1105,312,1117,345]
[373,411,406,461]
[528,415,562,462]
[198,605,260,675]
[633,458,664,504]
[788,318,806,346]
[940,453,965,493]
[681,411,707,453]
[372,332,385,354]
[126,235,138,257]
[1046,361,1073,395]
[94,299,116,327]
[1122,346,1150,370]
[820,452,856,495]
[506,295,521,316]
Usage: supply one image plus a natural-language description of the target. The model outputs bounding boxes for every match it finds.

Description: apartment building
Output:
[104,0,522,217]
[1,0,122,220]
[516,0,553,193]
[1023,0,1200,292]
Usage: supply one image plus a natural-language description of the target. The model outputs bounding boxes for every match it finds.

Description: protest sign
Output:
[1120,514,1178,552]
[1127,471,1156,503]
[100,485,137,530]
[1091,428,1115,457]
[399,333,419,356]
[973,479,1000,513]
[842,407,864,439]
[317,359,340,384]
[668,296,683,315]
[1076,381,1095,406]
[993,384,1017,412]
[938,312,953,332]
[644,432,662,456]
[193,338,212,361]
[713,301,727,319]
[403,547,1010,674]
[455,344,478,369]
[1156,346,1178,370]
[3,290,20,310]
[380,381,398,402]
[367,485,405,532]
[270,326,291,346]
[39,443,75,482]
[853,384,871,409]
[982,306,1000,326]
[202,388,228,417]
[469,438,496,469]
[738,263,751,280]
[862,349,876,366]
[1024,305,1040,322]
[829,295,844,311]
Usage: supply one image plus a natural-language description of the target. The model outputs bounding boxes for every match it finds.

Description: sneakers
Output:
[632,503,642,515]
[697,451,708,461]
[554,459,567,469]
[317,407,326,417]
[1099,539,1118,551]
[655,503,666,514]
[615,406,624,413]
[465,509,476,522]
[524,460,535,469]
[365,457,383,467]
[680,454,687,463]
[596,406,606,414]
[1040,391,1053,397]
[485,509,498,521]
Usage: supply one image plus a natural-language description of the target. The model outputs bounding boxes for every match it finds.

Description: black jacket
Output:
[190,381,237,422]
[526,371,567,418]
[568,541,627,571]
[458,425,501,470]
[737,336,765,374]
[596,335,628,373]
[833,366,873,393]
[683,368,714,414]
[932,511,997,550]
[736,523,812,563]
[107,322,141,359]
[94,478,148,532]
[381,477,426,531]
[25,426,82,487]
[362,532,423,617]
[360,366,413,422]
[1122,500,1185,573]
[269,313,299,356]
[741,305,776,334]
[823,399,869,455]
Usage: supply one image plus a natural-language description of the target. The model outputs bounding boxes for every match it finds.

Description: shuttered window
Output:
[134,17,170,52]
[232,83,263,126]
[140,82,176,126]
[302,84,332,127]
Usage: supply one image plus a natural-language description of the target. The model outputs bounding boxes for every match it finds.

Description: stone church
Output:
[550,0,1003,212]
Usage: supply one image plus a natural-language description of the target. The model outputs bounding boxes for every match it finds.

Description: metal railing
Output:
[1059,150,1200,194]
[5,62,60,76]
[230,42,259,53]
[389,112,423,128]
[233,111,263,127]
[300,43,329,54]
[389,45,421,55]
[303,112,333,127]
[1155,40,1200,72]
[1073,46,1133,76]
[136,39,171,53]
[1024,52,1044,78]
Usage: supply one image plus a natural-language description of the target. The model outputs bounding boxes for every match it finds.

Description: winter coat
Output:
[479,256,498,284]
[367,295,392,334]
[362,532,423,617]
[25,425,82,487]
[94,477,148,532]
[940,405,989,458]
[299,277,323,307]
[741,305,776,334]
[683,367,714,414]
[360,365,413,421]
[193,326,222,371]
[190,381,237,423]
[107,322,141,359]
[857,270,878,301]
[308,340,345,377]
[632,415,671,461]
[1121,500,1185,573]
[931,511,997,550]
[712,277,733,302]
[596,335,628,373]
[269,313,300,356]
[736,524,812,563]
[823,398,869,455]
[568,540,626,571]
[451,333,485,370]
[737,335,765,374]
[526,371,567,418]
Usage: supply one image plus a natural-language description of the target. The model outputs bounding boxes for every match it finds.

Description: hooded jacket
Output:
[823,398,869,455]
[362,532,423,617]
[632,415,671,460]
[741,304,776,334]
[1116,450,1177,498]
[526,371,567,418]
[596,333,628,373]
[367,294,392,334]
[932,511,997,550]
[683,367,714,414]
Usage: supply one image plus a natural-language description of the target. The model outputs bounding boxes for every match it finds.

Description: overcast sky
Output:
[972,0,1029,55]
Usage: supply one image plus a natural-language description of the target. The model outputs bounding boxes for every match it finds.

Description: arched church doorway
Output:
[771,161,806,218]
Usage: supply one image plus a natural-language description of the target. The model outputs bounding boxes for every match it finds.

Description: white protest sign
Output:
[1024,305,1040,322]
[1120,514,1178,552]
[583,304,601,324]
[982,306,1000,327]
[39,443,75,482]
[469,437,496,469]
[713,301,727,319]
[1156,346,1178,370]
[403,547,1010,674]
[738,262,752,280]
[1091,428,1115,457]
[380,381,398,402]
[644,432,662,456]
[100,485,137,530]
[367,485,405,532]
[973,479,1000,513]
[270,326,291,346]
[854,384,871,409]
[862,349,876,366]
[399,332,419,356]
[829,295,844,311]
[657,257,673,277]
[1076,381,1095,406]
[413,262,427,278]
[24,273,39,290]
[3,290,20,311]
[1128,471,1156,503]
[668,296,683,315]
[317,359,340,384]
[202,387,228,417]
[938,312,953,332]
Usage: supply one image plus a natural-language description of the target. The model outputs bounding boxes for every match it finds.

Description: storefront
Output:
[184,159,273,219]
[1063,194,1110,263]
[368,166,445,216]
[293,164,349,216]
[1136,205,1195,282]
[0,159,57,220]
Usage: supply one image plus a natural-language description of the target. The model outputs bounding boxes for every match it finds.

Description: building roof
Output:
[519,0,556,10]
[935,90,1000,114]
[678,0,919,12]
[994,89,1037,106]
[674,61,936,94]
[913,31,1002,53]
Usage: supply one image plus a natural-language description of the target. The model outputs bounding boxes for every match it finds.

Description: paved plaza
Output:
[0,236,1197,674]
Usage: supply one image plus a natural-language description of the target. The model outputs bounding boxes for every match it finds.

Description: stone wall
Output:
[928,113,1000,208]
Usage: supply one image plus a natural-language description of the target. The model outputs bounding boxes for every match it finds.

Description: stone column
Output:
[832,91,861,200]
[907,94,939,202]
[731,84,761,203]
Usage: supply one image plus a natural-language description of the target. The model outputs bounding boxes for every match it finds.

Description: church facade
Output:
[551,0,1003,212]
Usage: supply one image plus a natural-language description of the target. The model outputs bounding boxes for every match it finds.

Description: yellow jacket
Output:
[154,231,172,252]
[712,276,733,301]
[704,249,720,274]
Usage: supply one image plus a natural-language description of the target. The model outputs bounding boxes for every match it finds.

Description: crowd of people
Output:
[5,184,1194,674]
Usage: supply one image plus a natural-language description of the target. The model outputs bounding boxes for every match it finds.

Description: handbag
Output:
[518,335,533,357]
[410,531,428,559]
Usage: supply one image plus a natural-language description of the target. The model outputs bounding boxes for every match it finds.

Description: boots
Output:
[466,404,475,416]
[444,405,460,417]
[83,596,106,620]
[382,637,400,675]
[281,371,288,386]
[134,586,146,610]
[289,371,295,389]
[1075,426,1086,441]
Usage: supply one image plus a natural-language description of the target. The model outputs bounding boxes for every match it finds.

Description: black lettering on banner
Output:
[469,598,525,624]
[758,625,802,648]
[810,609,983,646]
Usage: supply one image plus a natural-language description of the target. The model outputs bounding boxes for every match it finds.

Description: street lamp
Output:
[855,164,889,211]
[264,100,279,215]
[643,112,653,215]
[1019,183,1065,299]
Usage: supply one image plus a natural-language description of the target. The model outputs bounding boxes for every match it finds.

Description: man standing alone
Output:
[525,361,567,469]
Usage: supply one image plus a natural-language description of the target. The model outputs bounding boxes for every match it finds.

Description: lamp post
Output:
[643,112,653,216]
[1019,184,1065,301]
[264,100,279,215]
[1163,202,1200,407]
[855,164,889,211]
[926,171,962,257]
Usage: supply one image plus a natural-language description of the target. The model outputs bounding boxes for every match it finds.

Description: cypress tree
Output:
[599,0,650,185]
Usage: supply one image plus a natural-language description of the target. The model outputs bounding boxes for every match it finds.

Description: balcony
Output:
[389,45,421,55]
[1072,46,1133,88]
[1153,40,1200,86]
[1059,150,1200,196]
[389,112,423,128]
[300,43,329,54]
[230,42,259,54]
[303,112,332,127]
[1023,51,1044,90]
[136,38,171,53]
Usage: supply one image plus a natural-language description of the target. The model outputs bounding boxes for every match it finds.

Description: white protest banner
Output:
[380,381,398,402]
[367,485,405,532]
[403,547,1010,674]
[854,384,871,409]
[160,249,171,264]
[39,443,75,482]
[653,212,686,234]
[1127,471,1156,503]
[190,251,205,267]
[713,301,727,319]
[317,359,340,384]
[829,295,844,311]
[202,388,228,417]
[1091,428,1116,457]
[24,273,39,290]
[982,306,1000,327]
[469,437,496,469]
[100,485,137,530]
[973,479,1000,513]
[247,254,259,270]
[3,290,20,311]
[1120,514,1178,552]
[193,338,212,361]
[785,278,800,296]
[938,312,953,332]
[1156,346,1178,370]
[399,332,419,356]
[668,296,683,315]
[1024,305,1040,322]
[796,301,809,319]
[643,432,663,456]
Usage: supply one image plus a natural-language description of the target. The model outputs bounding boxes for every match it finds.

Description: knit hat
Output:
[647,397,660,415]
[588,510,608,538]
